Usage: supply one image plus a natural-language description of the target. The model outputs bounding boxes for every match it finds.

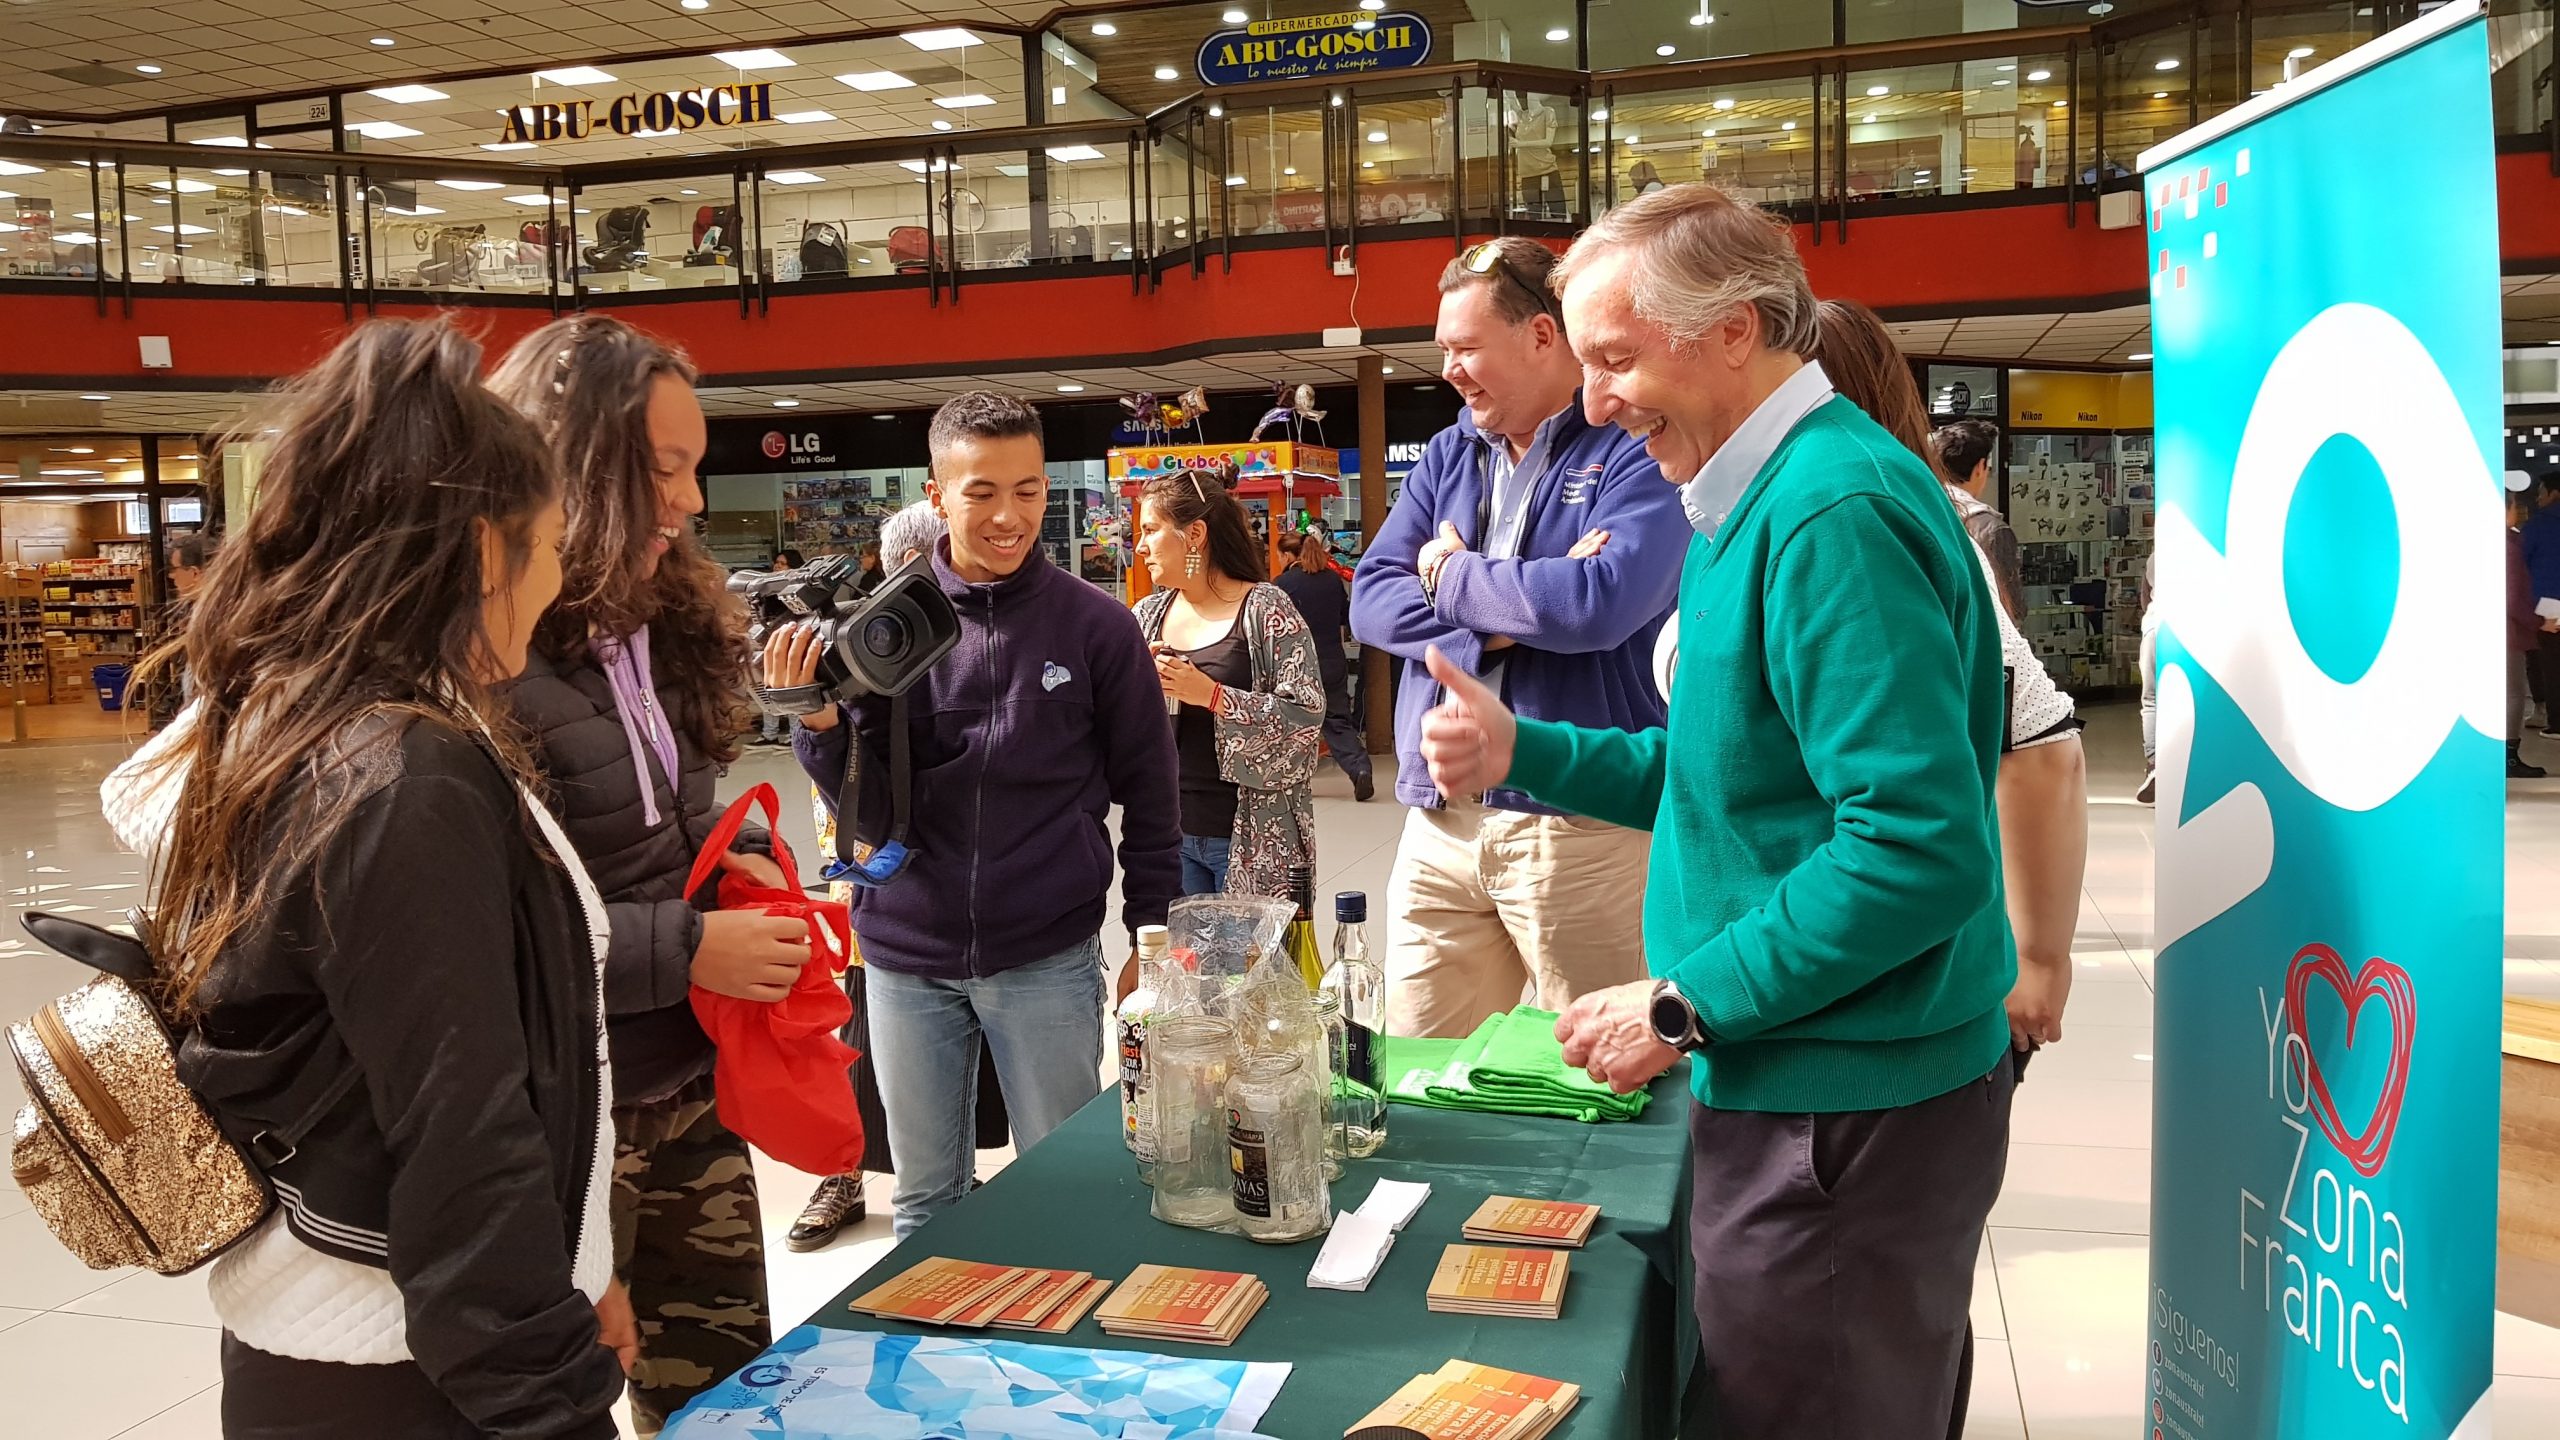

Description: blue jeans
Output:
[861,936,1107,1238]
[1179,834,1232,895]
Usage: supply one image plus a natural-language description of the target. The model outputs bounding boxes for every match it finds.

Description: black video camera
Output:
[731,552,960,706]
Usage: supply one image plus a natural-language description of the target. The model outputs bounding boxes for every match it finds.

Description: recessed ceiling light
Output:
[536,67,616,86]
[1092,22,1116,35]
[1362,160,1375,169]
[1282,165,1297,176]
[1413,383,1435,389]
[1993,79,2010,86]
[1996,64,2016,71]
[2051,99,2068,108]
[779,110,833,124]
[1691,12,1710,25]
[934,94,995,109]
[679,189,698,196]
[1701,127,1716,136]
[190,136,247,147]
[931,119,953,131]
[767,171,825,184]
[80,394,112,401]
[1222,8,1247,20]
[1224,174,1246,186]
[1366,130,1387,143]
[1330,93,1343,107]
[482,141,537,151]
[348,121,423,139]
[1713,97,1735,110]
[2156,58,2180,71]
[63,447,93,455]
[209,167,249,177]
[1155,66,1180,80]
[1656,44,1676,56]
[716,49,793,69]
[838,71,913,91]
[149,178,216,193]
[1590,108,1608,121]
[2288,46,2316,58]
[1044,144,1102,162]
[1208,103,1224,117]
[772,399,800,408]
[1862,112,1877,123]
[1866,85,1889,97]
[2128,351,2152,361]
[385,204,443,216]
[2027,69,2052,81]
[1545,26,1569,41]
[136,64,162,75]
[681,0,709,9]
[504,193,552,206]
[903,28,981,50]
[148,224,215,235]
[0,161,38,177]
[2153,91,2168,100]
[1058,383,1086,392]
[873,413,895,420]
[55,232,97,245]
[369,36,395,46]
[1360,0,1384,8]
[1781,120,1796,130]
[575,208,591,214]
[899,158,961,174]
[369,84,447,103]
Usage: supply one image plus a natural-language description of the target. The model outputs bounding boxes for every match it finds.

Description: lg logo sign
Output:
[761,431,831,464]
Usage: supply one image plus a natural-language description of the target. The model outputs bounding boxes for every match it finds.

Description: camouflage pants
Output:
[612,1080,772,1434]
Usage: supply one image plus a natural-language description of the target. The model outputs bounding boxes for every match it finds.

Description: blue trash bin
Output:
[93,663,132,712]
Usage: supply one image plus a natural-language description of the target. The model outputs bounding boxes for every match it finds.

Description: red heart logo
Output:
[2283,942,2416,1178]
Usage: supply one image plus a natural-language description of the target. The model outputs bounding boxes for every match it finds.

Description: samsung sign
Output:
[1197,10,1432,87]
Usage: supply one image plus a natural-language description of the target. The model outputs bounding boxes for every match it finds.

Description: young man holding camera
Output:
[773,392,1181,1238]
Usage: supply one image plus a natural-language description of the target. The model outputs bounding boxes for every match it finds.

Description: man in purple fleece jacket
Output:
[786,392,1181,1237]
[1351,237,1687,1040]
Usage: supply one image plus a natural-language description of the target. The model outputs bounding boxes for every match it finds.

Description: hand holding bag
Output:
[684,783,866,1175]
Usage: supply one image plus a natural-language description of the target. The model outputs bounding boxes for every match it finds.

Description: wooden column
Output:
[1357,353,1392,755]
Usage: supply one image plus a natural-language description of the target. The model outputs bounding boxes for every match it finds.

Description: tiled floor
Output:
[1,704,2556,1437]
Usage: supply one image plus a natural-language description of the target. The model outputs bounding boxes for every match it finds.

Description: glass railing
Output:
[2,6,2548,313]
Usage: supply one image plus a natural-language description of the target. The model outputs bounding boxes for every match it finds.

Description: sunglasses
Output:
[1462,241,1557,322]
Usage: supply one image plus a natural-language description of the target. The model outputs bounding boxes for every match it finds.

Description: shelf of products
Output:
[2,574,48,693]
[2004,431,2153,693]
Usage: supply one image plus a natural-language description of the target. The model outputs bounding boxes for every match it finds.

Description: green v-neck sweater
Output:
[1508,397,2016,1114]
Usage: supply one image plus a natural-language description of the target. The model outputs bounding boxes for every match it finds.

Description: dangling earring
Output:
[1184,547,1202,579]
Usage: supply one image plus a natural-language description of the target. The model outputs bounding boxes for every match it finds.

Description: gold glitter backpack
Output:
[6,912,316,1275]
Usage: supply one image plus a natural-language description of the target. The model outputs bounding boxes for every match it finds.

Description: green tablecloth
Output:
[813,1067,1697,1438]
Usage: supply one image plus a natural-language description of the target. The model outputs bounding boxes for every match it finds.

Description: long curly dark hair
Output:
[137,319,559,1016]
[489,315,752,764]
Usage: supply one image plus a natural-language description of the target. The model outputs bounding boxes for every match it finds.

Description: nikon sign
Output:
[1196,11,1432,86]
[498,83,775,144]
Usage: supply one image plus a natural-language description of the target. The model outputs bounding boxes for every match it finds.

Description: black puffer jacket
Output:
[504,636,768,1106]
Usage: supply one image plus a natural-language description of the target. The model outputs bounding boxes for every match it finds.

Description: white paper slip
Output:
[1356,1177,1433,1232]
[1307,1208,1398,1292]
[2539,598,2560,621]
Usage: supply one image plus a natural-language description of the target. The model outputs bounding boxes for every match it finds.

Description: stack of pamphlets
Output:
[1345,1360,1582,1440]
[1460,1196,1598,1249]
[848,1257,1101,1332]
[1094,1263,1270,1346]
[1424,1245,1568,1320]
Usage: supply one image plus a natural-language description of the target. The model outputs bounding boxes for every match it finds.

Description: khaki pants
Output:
[1383,797,1652,1039]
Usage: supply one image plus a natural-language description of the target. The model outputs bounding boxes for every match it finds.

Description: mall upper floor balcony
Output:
[0,0,2553,380]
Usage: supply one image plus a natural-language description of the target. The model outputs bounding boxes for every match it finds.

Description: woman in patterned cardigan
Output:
[1131,463,1324,899]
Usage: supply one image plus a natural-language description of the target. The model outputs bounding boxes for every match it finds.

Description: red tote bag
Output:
[684,782,866,1175]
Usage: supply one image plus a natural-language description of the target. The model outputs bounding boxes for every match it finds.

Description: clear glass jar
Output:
[1226,1052,1330,1244]
[1149,1016,1237,1231]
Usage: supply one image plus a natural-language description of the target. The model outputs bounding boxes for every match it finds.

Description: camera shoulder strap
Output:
[835,692,915,853]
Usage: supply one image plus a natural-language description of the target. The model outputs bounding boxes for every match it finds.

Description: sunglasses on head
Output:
[1462,241,1557,322]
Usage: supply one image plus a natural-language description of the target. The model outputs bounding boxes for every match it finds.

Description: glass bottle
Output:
[1120,924,1171,1179]
[1148,1016,1237,1230]
[1283,864,1325,991]
[1313,991,1347,1179]
[1330,891,1387,1158]
[1226,1051,1330,1244]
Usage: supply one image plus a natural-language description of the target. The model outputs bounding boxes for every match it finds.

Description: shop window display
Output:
[2008,429,2153,693]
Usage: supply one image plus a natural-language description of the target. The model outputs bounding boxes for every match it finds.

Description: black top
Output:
[1174,624,1254,839]
[504,638,770,1106]
[1274,566,1351,682]
[180,715,620,1439]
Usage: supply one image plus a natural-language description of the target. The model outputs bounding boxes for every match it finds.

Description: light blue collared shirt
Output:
[1679,360,1836,539]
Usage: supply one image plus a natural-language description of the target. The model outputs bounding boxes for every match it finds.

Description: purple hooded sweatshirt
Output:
[796,538,1181,980]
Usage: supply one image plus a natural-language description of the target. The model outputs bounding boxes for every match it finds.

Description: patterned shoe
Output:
[786,1173,867,1252]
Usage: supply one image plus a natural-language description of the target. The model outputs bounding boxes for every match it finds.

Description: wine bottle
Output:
[1284,864,1325,992]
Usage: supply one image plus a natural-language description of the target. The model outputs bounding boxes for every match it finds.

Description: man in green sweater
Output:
[1417,184,2017,1439]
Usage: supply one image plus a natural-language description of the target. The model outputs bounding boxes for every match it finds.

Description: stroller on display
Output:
[688,204,741,267]
[584,206,653,274]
